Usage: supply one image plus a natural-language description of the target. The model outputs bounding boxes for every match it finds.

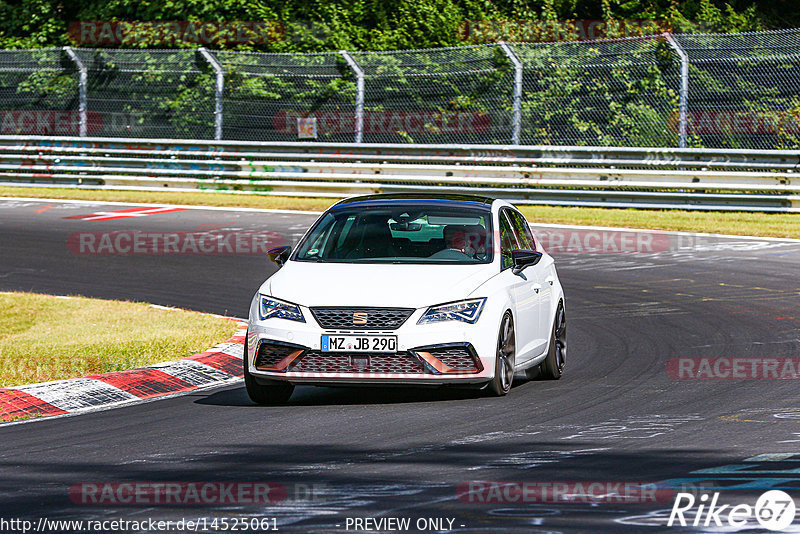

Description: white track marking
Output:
[16,378,138,411]
[2,196,799,243]
[0,196,321,215]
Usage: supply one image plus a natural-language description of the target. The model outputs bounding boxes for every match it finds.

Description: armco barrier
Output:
[0,136,798,211]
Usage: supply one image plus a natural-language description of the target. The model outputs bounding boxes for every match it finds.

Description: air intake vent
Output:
[310,307,414,330]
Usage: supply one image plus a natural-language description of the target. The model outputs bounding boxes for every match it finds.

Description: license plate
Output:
[321,335,397,352]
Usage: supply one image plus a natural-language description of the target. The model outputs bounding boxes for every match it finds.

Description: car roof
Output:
[332,193,496,210]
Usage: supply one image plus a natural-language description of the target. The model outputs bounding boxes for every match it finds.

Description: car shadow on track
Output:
[0,439,752,533]
[194,382,537,407]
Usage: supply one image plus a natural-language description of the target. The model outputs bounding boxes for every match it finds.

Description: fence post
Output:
[198,47,224,140]
[340,50,364,143]
[63,46,87,137]
[498,41,523,145]
[664,33,689,148]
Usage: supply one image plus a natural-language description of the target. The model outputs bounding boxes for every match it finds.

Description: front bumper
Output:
[246,310,496,386]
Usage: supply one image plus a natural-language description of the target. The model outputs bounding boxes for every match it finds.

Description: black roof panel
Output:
[334,193,496,207]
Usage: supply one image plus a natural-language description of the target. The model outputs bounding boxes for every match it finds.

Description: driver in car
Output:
[443,224,486,257]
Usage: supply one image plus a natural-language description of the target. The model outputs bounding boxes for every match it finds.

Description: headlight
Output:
[417,298,486,325]
[259,294,305,323]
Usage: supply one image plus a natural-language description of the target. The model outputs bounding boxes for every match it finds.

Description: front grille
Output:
[310,307,415,330]
[289,351,425,374]
[429,346,481,372]
[254,341,303,370]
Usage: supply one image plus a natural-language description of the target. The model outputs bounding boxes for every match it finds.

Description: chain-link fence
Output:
[674,30,800,149]
[2,29,800,149]
[352,45,516,144]
[0,49,81,135]
[216,50,356,143]
[74,48,216,139]
[511,37,682,147]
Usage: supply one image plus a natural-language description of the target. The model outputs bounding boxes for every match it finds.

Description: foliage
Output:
[0,1,795,51]
[0,1,798,147]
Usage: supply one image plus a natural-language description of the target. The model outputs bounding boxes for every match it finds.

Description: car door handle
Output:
[532,283,542,293]
[545,276,555,286]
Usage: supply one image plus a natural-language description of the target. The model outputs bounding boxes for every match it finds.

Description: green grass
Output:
[0,292,234,387]
[2,412,43,423]
[2,186,799,239]
[516,205,800,239]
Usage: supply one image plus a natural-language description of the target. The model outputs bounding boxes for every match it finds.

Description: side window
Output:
[499,211,518,270]
[508,210,536,250]
[307,224,333,256]
[335,215,356,248]
[297,213,335,258]
[324,215,356,259]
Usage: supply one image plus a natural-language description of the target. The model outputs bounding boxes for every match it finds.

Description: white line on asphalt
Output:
[0,196,322,215]
[6,195,800,243]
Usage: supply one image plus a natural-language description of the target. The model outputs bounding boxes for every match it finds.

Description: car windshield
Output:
[294,204,493,264]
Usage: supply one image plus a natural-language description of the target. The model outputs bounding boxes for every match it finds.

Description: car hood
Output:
[263,261,497,308]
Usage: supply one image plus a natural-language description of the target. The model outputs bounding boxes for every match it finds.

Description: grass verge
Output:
[2,186,799,239]
[3,412,43,423]
[0,292,234,388]
[516,205,800,239]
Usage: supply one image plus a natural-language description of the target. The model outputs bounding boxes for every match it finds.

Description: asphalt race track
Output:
[1,197,800,533]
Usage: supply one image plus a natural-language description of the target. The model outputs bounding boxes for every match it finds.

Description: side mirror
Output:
[267,245,292,268]
[511,249,542,274]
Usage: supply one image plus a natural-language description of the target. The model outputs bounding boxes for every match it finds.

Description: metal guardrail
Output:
[0,136,798,212]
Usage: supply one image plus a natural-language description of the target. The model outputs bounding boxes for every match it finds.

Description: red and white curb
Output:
[0,322,247,423]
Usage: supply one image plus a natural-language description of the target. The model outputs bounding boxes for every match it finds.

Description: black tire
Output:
[243,332,294,405]
[539,302,566,380]
[488,311,515,396]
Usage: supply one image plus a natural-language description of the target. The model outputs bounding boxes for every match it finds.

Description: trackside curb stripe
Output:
[184,350,244,377]
[16,379,140,411]
[88,369,197,399]
[146,360,237,386]
[0,322,247,423]
[0,389,68,419]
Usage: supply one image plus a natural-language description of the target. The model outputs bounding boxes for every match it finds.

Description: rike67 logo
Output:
[668,490,796,531]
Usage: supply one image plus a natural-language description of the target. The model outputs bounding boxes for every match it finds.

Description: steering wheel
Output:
[428,248,471,260]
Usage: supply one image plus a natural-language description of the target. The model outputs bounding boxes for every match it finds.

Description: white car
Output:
[245,193,566,404]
